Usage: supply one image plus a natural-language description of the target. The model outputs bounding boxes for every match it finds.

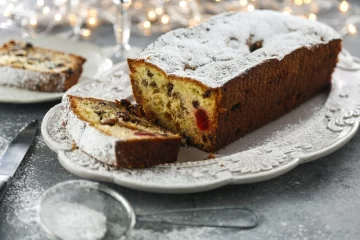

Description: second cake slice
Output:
[63,95,181,168]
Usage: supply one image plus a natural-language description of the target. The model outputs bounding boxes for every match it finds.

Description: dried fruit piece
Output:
[142,79,148,86]
[116,111,131,122]
[94,110,104,116]
[65,68,74,76]
[147,70,154,78]
[150,82,158,88]
[184,64,197,71]
[195,109,210,131]
[119,99,132,107]
[167,83,174,97]
[101,117,118,126]
[202,90,212,98]
[127,104,145,117]
[192,100,200,108]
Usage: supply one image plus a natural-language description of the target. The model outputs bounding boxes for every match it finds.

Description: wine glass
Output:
[66,0,89,40]
[110,0,141,62]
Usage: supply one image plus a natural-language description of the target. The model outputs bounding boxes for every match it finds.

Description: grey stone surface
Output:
[0,17,360,240]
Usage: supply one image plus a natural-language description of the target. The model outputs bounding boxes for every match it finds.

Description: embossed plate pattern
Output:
[42,57,360,193]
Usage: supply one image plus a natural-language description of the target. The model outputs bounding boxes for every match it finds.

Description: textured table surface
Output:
[1,18,360,240]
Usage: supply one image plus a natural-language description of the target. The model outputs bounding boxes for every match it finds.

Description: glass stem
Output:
[114,0,131,57]
[68,0,83,40]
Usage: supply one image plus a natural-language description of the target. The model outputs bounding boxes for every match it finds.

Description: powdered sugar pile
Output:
[42,202,107,240]
[136,10,341,88]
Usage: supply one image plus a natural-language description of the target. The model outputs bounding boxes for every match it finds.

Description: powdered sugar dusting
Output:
[130,227,221,240]
[136,10,341,88]
[0,134,49,240]
[0,66,66,91]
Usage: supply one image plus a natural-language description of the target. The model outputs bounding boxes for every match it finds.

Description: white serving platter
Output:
[42,57,360,193]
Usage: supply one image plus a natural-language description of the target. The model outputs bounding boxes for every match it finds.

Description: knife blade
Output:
[0,120,38,201]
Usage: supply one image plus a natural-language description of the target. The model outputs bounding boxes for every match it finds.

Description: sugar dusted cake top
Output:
[134,10,341,88]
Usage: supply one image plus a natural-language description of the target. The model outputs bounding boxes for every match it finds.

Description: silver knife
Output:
[0,120,38,201]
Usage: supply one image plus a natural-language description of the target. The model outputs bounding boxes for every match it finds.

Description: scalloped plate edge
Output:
[54,123,358,194]
[57,150,302,193]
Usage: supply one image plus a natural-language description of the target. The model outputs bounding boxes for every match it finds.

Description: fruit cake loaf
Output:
[128,10,342,152]
[63,95,181,168]
[0,40,86,92]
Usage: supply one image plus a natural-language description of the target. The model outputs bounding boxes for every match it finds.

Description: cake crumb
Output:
[71,142,78,151]
[207,153,216,159]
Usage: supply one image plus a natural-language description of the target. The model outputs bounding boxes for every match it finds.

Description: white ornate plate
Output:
[0,36,112,104]
[42,56,360,193]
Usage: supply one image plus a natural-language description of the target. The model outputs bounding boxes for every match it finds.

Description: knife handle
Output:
[0,175,11,202]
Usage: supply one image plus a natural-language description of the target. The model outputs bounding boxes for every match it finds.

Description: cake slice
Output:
[63,95,181,168]
[0,40,86,92]
[128,10,342,152]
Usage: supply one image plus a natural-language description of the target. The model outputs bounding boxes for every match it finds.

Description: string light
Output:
[247,4,255,12]
[36,0,44,7]
[240,0,248,6]
[148,10,156,20]
[88,8,98,17]
[143,21,151,29]
[3,4,13,17]
[339,1,349,13]
[348,24,357,35]
[155,7,163,15]
[68,14,77,26]
[15,0,356,38]
[295,0,303,6]
[81,29,91,38]
[309,13,317,21]
[42,6,50,15]
[29,18,38,27]
[179,0,187,8]
[3,11,10,17]
[161,15,170,24]
[88,17,98,27]
[54,13,62,21]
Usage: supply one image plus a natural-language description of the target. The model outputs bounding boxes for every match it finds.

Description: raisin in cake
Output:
[63,95,181,168]
[128,10,342,152]
[0,40,86,92]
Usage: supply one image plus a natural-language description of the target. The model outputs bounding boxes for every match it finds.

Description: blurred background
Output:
[1,0,359,57]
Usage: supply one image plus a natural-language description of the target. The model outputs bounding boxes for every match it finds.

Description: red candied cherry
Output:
[134,132,156,137]
[195,109,210,131]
